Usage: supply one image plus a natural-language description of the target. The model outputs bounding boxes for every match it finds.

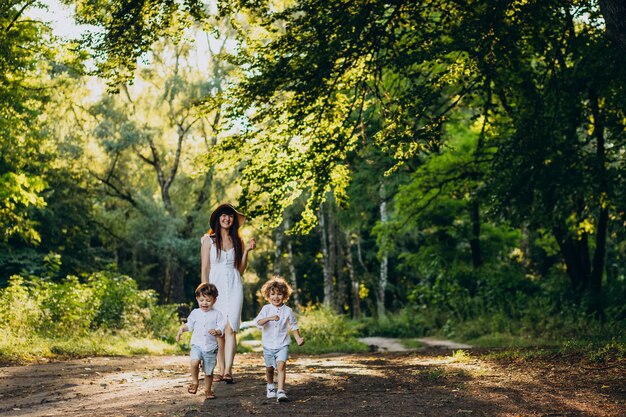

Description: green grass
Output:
[465,333,558,349]
[0,329,180,363]
[400,338,425,349]
[290,338,369,354]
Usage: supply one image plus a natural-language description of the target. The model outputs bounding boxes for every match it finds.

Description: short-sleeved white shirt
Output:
[253,303,299,349]
[186,308,226,352]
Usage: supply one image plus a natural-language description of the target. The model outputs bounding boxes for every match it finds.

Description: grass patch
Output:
[290,338,368,354]
[465,333,557,349]
[0,329,180,363]
[400,338,425,349]
[451,349,472,363]
[234,307,370,355]
[421,367,446,380]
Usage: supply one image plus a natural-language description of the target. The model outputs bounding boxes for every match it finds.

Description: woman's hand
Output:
[246,238,256,252]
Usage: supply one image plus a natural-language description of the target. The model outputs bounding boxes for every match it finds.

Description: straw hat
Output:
[209,203,246,232]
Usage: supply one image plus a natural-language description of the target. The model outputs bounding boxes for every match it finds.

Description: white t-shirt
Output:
[253,303,299,349]
[186,308,226,352]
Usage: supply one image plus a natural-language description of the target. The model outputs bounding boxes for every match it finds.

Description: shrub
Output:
[0,275,43,336]
[289,306,368,354]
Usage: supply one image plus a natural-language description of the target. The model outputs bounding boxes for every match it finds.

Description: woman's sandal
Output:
[205,390,216,399]
[187,383,199,394]
[213,374,224,383]
[222,374,234,384]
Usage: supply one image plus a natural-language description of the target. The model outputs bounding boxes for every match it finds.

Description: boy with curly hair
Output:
[253,276,304,402]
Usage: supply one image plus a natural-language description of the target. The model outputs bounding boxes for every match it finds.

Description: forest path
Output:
[1,349,623,417]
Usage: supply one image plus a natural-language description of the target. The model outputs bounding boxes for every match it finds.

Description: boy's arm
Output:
[257,315,279,326]
[177,310,196,341]
[288,310,304,345]
[209,311,226,336]
[176,324,190,342]
[252,306,284,330]
[253,305,274,327]
[291,329,305,346]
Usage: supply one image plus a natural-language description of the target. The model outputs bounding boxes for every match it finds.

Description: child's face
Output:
[197,294,216,311]
[268,288,285,307]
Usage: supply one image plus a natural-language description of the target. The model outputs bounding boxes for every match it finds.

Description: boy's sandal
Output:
[213,374,224,382]
[187,383,199,394]
[205,390,216,399]
[222,374,234,384]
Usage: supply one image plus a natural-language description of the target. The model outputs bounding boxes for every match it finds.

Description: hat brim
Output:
[209,203,246,230]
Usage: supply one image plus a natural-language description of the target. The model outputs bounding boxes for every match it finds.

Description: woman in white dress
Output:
[201,203,256,383]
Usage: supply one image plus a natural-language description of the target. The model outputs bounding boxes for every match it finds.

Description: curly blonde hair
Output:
[260,276,293,301]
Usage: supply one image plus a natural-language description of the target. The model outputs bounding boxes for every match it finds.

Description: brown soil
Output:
[0,348,624,417]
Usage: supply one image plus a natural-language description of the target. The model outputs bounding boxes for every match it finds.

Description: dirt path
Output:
[1,349,624,417]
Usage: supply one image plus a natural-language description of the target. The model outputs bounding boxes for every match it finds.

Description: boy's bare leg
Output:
[276,361,286,391]
[190,359,201,385]
[265,366,275,384]
[204,374,214,396]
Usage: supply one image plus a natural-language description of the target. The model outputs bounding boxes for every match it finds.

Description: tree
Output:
[0,1,52,243]
[75,31,237,301]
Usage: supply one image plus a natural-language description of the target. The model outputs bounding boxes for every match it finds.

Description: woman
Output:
[201,203,256,383]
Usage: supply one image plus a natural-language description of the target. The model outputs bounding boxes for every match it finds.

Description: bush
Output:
[358,307,427,338]
[0,271,181,362]
[289,306,368,354]
[0,275,43,336]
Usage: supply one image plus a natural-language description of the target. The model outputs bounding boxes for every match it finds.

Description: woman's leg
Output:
[216,335,225,377]
[223,322,237,376]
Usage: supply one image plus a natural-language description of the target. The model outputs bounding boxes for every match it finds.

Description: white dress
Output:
[202,234,244,332]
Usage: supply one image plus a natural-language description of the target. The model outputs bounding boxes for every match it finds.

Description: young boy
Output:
[253,276,305,402]
[176,282,226,399]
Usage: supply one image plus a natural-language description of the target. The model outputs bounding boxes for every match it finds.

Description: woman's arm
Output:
[238,237,256,274]
[201,236,211,283]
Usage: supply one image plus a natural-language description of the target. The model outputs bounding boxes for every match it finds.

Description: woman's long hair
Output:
[210,207,244,269]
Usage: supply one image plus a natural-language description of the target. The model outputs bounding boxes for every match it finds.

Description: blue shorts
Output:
[263,346,289,368]
[190,345,218,376]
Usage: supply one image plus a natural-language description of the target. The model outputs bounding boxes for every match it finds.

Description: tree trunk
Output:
[356,234,375,315]
[377,184,388,318]
[588,89,608,316]
[170,264,186,303]
[318,204,334,308]
[345,230,361,319]
[469,198,482,268]
[552,226,590,294]
[273,221,284,276]
[336,230,347,314]
[327,202,338,311]
[599,0,626,50]
[284,218,300,309]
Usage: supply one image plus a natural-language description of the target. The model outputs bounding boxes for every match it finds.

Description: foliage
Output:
[358,307,427,338]
[0,271,181,362]
[2,0,626,349]
[0,1,53,243]
[0,330,178,363]
[288,306,368,354]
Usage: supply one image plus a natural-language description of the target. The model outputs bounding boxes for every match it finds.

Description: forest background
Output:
[1,0,625,361]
